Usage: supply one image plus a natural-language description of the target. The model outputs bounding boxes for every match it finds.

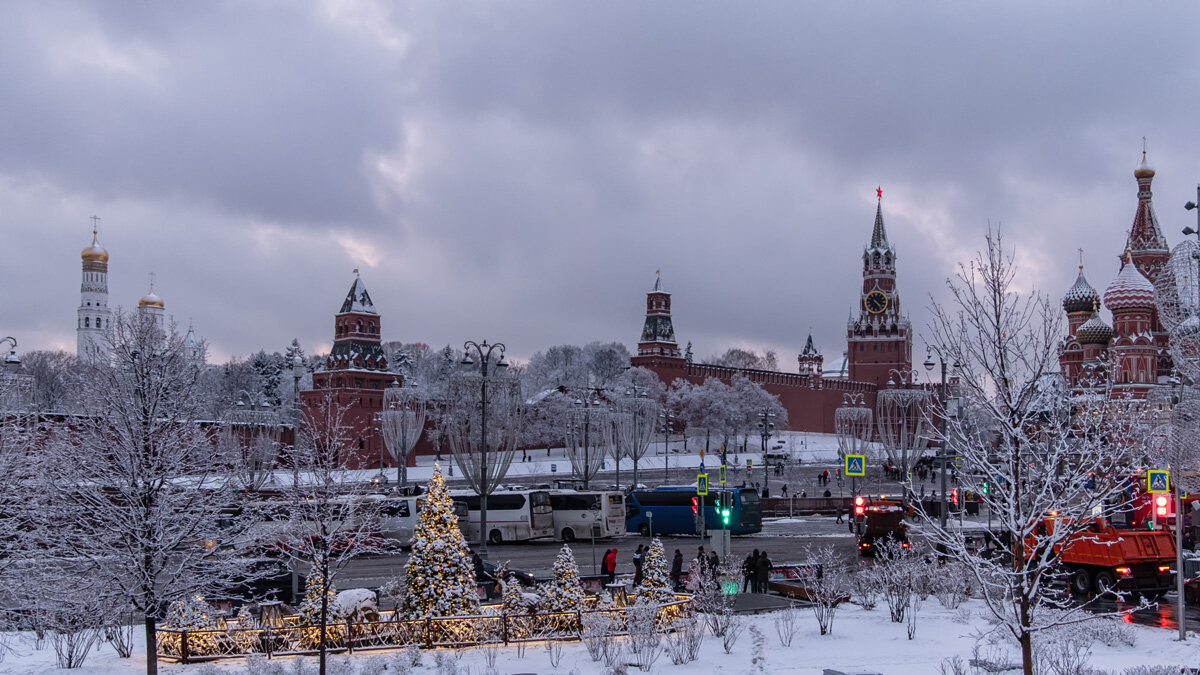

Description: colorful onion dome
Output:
[1062,266,1100,314]
[1076,311,1113,345]
[1103,257,1155,311]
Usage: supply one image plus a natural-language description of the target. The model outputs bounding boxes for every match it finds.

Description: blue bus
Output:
[625,486,762,536]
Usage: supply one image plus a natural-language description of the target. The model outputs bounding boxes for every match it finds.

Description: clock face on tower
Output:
[865,290,889,314]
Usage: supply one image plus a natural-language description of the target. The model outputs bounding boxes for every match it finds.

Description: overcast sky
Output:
[4,1,1200,372]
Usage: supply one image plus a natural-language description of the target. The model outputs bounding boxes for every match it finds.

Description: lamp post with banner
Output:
[876,368,932,506]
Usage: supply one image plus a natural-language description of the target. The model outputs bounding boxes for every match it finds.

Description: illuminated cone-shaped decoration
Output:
[399,464,480,618]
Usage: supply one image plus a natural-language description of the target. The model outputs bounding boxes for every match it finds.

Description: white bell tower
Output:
[77,217,112,362]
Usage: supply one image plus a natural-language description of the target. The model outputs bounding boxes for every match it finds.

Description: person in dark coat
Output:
[670,549,684,590]
[603,548,618,585]
[743,550,758,592]
[472,551,487,581]
[756,550,772,594]
[632,544,646,586]
[707,551,719,580]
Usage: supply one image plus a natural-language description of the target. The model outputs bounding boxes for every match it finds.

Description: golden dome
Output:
[138,290,164,309]
[1134,151,1155,179]
[81,227,108,263]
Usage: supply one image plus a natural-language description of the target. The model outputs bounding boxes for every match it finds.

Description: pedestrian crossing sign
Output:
[845,454,866,477]
[697,474,709,496]
[747,458,753,469]
[1147,470,1170,494]
[719,464,727,483]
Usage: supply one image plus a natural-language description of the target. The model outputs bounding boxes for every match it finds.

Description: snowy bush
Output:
[773,602,798,646]
[335,588,380,623]
[875,537,919,623]
[850,564,882,610]
[1122,667,1191,675]
[721,612,745,654]
[664,616,705,665]
[934,562,973,609]
[582,608,617,663]
[626,598,663,671]
[805,546,851,636]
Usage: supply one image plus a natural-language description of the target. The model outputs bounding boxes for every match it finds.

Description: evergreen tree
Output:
[297,555,344,648]
[684,341,693,364]
[399,464,480,618]
[285,338,306,364]
[634,538,674,603]
[543,544,586,613]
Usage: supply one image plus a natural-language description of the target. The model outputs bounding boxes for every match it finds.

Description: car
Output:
[1185,575,1200,605]
[209,558,296,610]
[481,560,536,587]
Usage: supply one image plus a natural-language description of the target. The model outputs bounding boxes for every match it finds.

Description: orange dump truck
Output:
[1036,518,1176,597]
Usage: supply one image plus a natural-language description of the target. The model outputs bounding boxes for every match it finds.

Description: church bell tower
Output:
[847,189,912,388]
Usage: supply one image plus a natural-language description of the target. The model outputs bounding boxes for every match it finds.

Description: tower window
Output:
[84,317,90,328]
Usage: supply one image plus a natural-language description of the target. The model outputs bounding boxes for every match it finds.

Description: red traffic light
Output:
[691,497,699,515]
[1155,495,1168,507]
[951,488,958,505]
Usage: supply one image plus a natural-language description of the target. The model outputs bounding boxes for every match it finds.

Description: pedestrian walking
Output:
[671,550,684,590]
[708,551,719,580]
[742,550,758,592]
[823,488,832,498]
[781,484,788,498]
[801,490,807,498]
[603,547,617,585]
[835,505,844,523]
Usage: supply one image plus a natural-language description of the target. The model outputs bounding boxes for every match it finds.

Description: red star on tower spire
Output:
[877,186,883,200]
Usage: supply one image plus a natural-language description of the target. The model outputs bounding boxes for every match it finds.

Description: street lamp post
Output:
[877,368,932,507]
[461,340,508,560]
[659,411,674,484]
[757,409,775,498]
[924,348,960,529]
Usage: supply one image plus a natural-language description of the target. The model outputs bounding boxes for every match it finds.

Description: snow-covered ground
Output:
[6,598,1197,674]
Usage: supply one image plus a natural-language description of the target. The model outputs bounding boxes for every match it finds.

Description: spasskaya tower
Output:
[847,188,912,388]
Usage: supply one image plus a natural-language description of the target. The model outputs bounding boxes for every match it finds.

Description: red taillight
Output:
[1156,507,1168,517]
[1159,565,1171,573]
[1116,567,1132,576]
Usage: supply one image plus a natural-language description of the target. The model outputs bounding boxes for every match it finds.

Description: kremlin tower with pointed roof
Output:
[631,190,893,433]
[300,270,395,470]
[1060,152,1172,397]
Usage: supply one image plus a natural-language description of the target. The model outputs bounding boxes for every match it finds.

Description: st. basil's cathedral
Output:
[1059,153,1173,398]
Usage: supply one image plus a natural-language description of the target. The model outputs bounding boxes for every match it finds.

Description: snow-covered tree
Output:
[920,229,1142,675]
[17,349,76,413]
[399,464,480,619]
[635,538,674,604]
[297,557,346,648]
[543,545,586,614]
[275,393,384,675]
[41,311,252,675]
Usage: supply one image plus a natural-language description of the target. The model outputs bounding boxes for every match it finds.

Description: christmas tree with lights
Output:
[399,464,481,618]
[634,537,674,603]
[543,544,586,613]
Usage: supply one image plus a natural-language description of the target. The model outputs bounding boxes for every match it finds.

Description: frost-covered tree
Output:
[920,228,1141,675]
[41,311,250,675]
[543,545,586,614]
[275,393,384,675]
[18,349,76,413]
[635,538,674,604]
[399,464,480,619]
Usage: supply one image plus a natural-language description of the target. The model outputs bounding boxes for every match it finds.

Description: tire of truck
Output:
[1093,569,1117,596]
[489,529,504,545]
[1070,567,1092,596]
[561,527,576,542]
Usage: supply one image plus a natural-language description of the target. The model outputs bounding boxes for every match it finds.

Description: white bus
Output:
[363,494,468,548]
[450,489,554,544]
[548,490,626,541]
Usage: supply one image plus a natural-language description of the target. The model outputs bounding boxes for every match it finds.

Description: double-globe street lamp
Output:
[449,340,518,561]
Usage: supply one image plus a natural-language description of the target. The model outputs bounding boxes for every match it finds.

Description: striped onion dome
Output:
[1076,311,1114,345]
[1062,267,1100,314]
[1103,258,1155,311]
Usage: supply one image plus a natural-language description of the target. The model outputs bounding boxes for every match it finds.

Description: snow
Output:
[5,597,1196,673]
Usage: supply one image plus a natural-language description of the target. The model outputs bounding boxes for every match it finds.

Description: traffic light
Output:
[1155,495,1169,519]
[951,488,958,505]
[691,497,699,515]
[854,495,865,517]
[980,481,988,495]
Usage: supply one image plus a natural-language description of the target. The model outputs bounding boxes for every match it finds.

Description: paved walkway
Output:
[731,590,795,614]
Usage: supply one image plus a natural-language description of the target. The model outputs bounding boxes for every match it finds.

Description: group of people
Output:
[601,545,719,591]
[740,549,773,593]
